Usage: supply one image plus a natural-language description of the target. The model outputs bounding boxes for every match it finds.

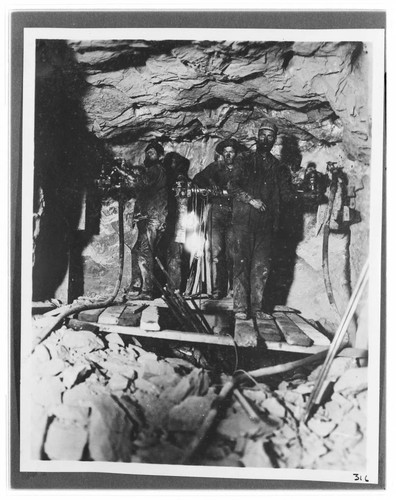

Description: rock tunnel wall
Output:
[32,39,373,341]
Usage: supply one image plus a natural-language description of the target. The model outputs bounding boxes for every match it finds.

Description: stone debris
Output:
[333,367,368,395]
[44,419,88,461]
[105,333,125,348]
[241,439,273,468]
[168,393,216,432]
[28,324,369,468]
[62,363,91,389]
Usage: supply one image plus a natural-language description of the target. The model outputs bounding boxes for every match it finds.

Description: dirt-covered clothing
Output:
[194,160,235,297]
[132,161,167,295]
[228,151,294,233]
[228,151,295,314]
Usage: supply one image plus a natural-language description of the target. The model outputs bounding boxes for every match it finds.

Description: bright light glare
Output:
[182,211,199,230]
[185,233,205,256]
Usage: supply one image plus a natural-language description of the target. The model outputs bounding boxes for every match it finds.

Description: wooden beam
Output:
[118,304,146,326]
[286,313,330,346]
[140,306,161,331]
[78,308,106,323]
[234,318,258,347]
[97,305,127,325]
[273,305,301,313]
[264,341,326,354]
[255,317,282,342]
[89,322,236,346]
[337,347,368,359]
[273,312,313,347]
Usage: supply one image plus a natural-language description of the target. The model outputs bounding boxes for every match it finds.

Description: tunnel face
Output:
[32,37,373,335]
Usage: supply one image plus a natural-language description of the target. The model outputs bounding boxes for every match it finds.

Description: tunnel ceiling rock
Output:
[66,39,371,163]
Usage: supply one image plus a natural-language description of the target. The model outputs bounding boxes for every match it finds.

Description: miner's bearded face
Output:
[223,146,236,165]
[145,148,159,164]
[257,129,276,152]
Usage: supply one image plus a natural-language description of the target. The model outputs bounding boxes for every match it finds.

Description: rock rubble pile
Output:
[29,322,368,469]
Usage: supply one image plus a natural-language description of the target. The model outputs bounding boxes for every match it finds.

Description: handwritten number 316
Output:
[353,473,369,482]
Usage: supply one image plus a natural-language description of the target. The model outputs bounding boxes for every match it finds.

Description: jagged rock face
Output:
[66,39,370,164]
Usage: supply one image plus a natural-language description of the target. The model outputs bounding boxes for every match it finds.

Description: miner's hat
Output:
[258,120,278,135]
[145,140,164,157]
[215,138,241,155]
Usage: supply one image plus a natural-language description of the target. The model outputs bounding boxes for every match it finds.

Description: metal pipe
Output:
[190,297,214,335]
[304,260,369,423]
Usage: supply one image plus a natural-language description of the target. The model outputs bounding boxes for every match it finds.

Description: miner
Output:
[130,141,167,300]
[193,139,240,299]
[162,151,191,291]
[228,121,295,320]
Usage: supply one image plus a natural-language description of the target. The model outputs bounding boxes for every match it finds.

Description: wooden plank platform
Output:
[97,304,127,325]
[118,304,147,327]
[255,317,282,342]
[234,318,258,348]
[74,300,331,353]
[89,322,236,346]
[140,306,161,331]
[78,307,106,323]
[286,313,330,346]
[272,312,313,347]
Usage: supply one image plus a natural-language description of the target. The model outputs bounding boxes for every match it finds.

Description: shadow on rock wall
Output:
[33,40,110,301]
[264,135,305,309]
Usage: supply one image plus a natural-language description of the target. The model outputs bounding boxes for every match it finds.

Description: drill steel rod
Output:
[190,297,214,335]
[153,276,194,331]
[154,255,209,333]
[174,290,204,333]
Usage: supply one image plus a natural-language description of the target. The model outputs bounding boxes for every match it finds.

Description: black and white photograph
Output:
[17,20,385,485]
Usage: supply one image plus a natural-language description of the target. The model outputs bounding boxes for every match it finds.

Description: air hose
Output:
[32,197,126,352]
[322,172,342,321]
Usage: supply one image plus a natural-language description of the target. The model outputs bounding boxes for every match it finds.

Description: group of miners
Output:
[126,119,296,321]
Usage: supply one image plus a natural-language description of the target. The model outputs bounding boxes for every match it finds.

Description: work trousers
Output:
[233,226,272,314]
[167,240,188,291]
[132,218,164,294]
[210,204,234,297]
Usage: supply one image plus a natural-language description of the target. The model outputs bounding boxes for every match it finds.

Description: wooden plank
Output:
[97,305,127,325]
[264,342,326,354]
[273,305,301,313]
[337,347,368,359]
[200,297,234,313]
[255,317,282,342]
[89,323,236,346]
[140,306,161,331]
[234,319,258,348]
[273,312,313,347]
[118,304,147,326]
[78,307,106,323]
[67,318,99,333]
[286,313,330,346]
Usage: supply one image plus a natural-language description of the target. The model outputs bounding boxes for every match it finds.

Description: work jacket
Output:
[228,151,295,232]
[135,162,167,224]
[193,160,233,209]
